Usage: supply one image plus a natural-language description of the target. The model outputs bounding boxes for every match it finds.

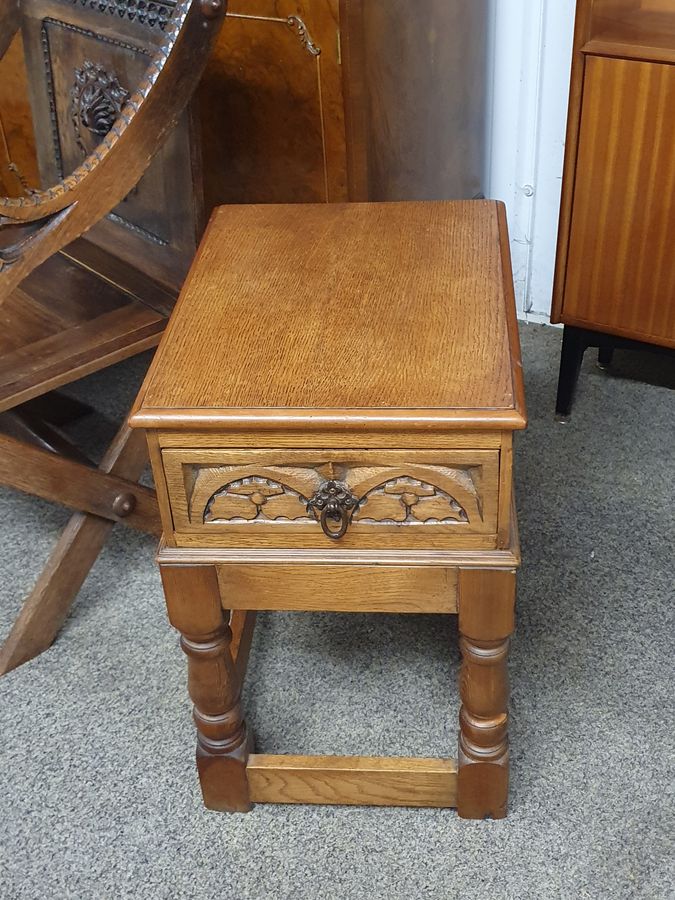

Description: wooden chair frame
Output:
[0,0,231,674]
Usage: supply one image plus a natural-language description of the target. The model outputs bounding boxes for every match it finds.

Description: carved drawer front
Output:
[162,449,500,549]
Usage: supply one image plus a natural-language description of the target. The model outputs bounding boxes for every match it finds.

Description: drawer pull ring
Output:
[307,481,359,541]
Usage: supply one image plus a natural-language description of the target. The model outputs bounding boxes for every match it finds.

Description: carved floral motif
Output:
[205,477,312,524]
[71,61,129,155]
[202,471,471,529]
[355,477,467,524]
[1,0,194,213]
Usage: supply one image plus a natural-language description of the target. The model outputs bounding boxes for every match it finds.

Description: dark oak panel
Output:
[3,0,489,217]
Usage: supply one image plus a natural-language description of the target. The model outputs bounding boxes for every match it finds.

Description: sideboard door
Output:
[563,54,675,347]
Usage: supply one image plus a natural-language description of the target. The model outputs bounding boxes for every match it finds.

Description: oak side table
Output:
[130,200,527,819]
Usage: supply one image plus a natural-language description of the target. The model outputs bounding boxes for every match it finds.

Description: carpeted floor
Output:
[0,323,673,900]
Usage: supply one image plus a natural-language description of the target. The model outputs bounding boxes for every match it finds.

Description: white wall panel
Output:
[486,0,576,321]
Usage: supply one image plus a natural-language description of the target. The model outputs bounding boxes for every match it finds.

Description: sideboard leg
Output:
[457,569,515,819]
[597,345,614,369]
[555,325,587,420]
[161,564,252,813]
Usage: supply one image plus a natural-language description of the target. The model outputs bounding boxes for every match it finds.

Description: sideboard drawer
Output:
[161,448,500,549]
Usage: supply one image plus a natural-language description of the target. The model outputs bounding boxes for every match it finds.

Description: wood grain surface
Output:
[552,0,675,348]
[134,201,526,430]
[584,0,675,64]
[0,432,160,533]
[551,0,594,323]
[563,53,675,346]
[247,754,458,807]
[0,32,37,198]
[339,0,487,202]
[200,0,348,208]
[155,429,504,449]
[156,535,522,570]
[0,252,165,412]
[217,564,458,612]
[457,568,515,819]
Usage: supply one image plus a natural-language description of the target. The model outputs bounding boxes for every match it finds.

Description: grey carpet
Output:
[0,323,673,900]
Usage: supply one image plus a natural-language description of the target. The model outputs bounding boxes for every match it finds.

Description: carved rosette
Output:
[71,61,129,155]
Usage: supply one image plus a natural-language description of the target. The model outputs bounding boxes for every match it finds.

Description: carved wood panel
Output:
[18,0,202,290]
[162,449,501,548]
[201,468,475,526]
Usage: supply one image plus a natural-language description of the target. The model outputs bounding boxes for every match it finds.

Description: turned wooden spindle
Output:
[457,568,515,819]
[161,565,252,812]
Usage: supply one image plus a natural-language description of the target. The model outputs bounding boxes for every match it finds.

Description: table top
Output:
[132,200,526,432]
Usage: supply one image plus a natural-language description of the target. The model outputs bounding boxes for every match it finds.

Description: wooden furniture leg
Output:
[555,325,675,419]
[160,565,252,813]
[597,345,614,370]
[0,420,153,675]
[457,568,515,820]
[555,325,586,420]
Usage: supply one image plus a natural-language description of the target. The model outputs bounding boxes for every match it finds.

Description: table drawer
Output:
[161,448,500,549]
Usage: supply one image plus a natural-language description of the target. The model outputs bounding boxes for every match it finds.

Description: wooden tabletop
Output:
[132,201,526,432]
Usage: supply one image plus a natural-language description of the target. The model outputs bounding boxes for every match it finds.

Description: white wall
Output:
[485,0,577,322]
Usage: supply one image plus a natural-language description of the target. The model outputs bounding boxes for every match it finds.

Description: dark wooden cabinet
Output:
[553,0,675,415]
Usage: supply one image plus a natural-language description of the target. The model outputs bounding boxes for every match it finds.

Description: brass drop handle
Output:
[307,481,359,541]
[319,504,350,540]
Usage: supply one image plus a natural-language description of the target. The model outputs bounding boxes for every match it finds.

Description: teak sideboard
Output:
[552,0,675,416]
[131,200,527,818]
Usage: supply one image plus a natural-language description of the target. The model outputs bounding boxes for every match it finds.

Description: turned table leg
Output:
[160,565,252,812]
[457,568,516,819]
